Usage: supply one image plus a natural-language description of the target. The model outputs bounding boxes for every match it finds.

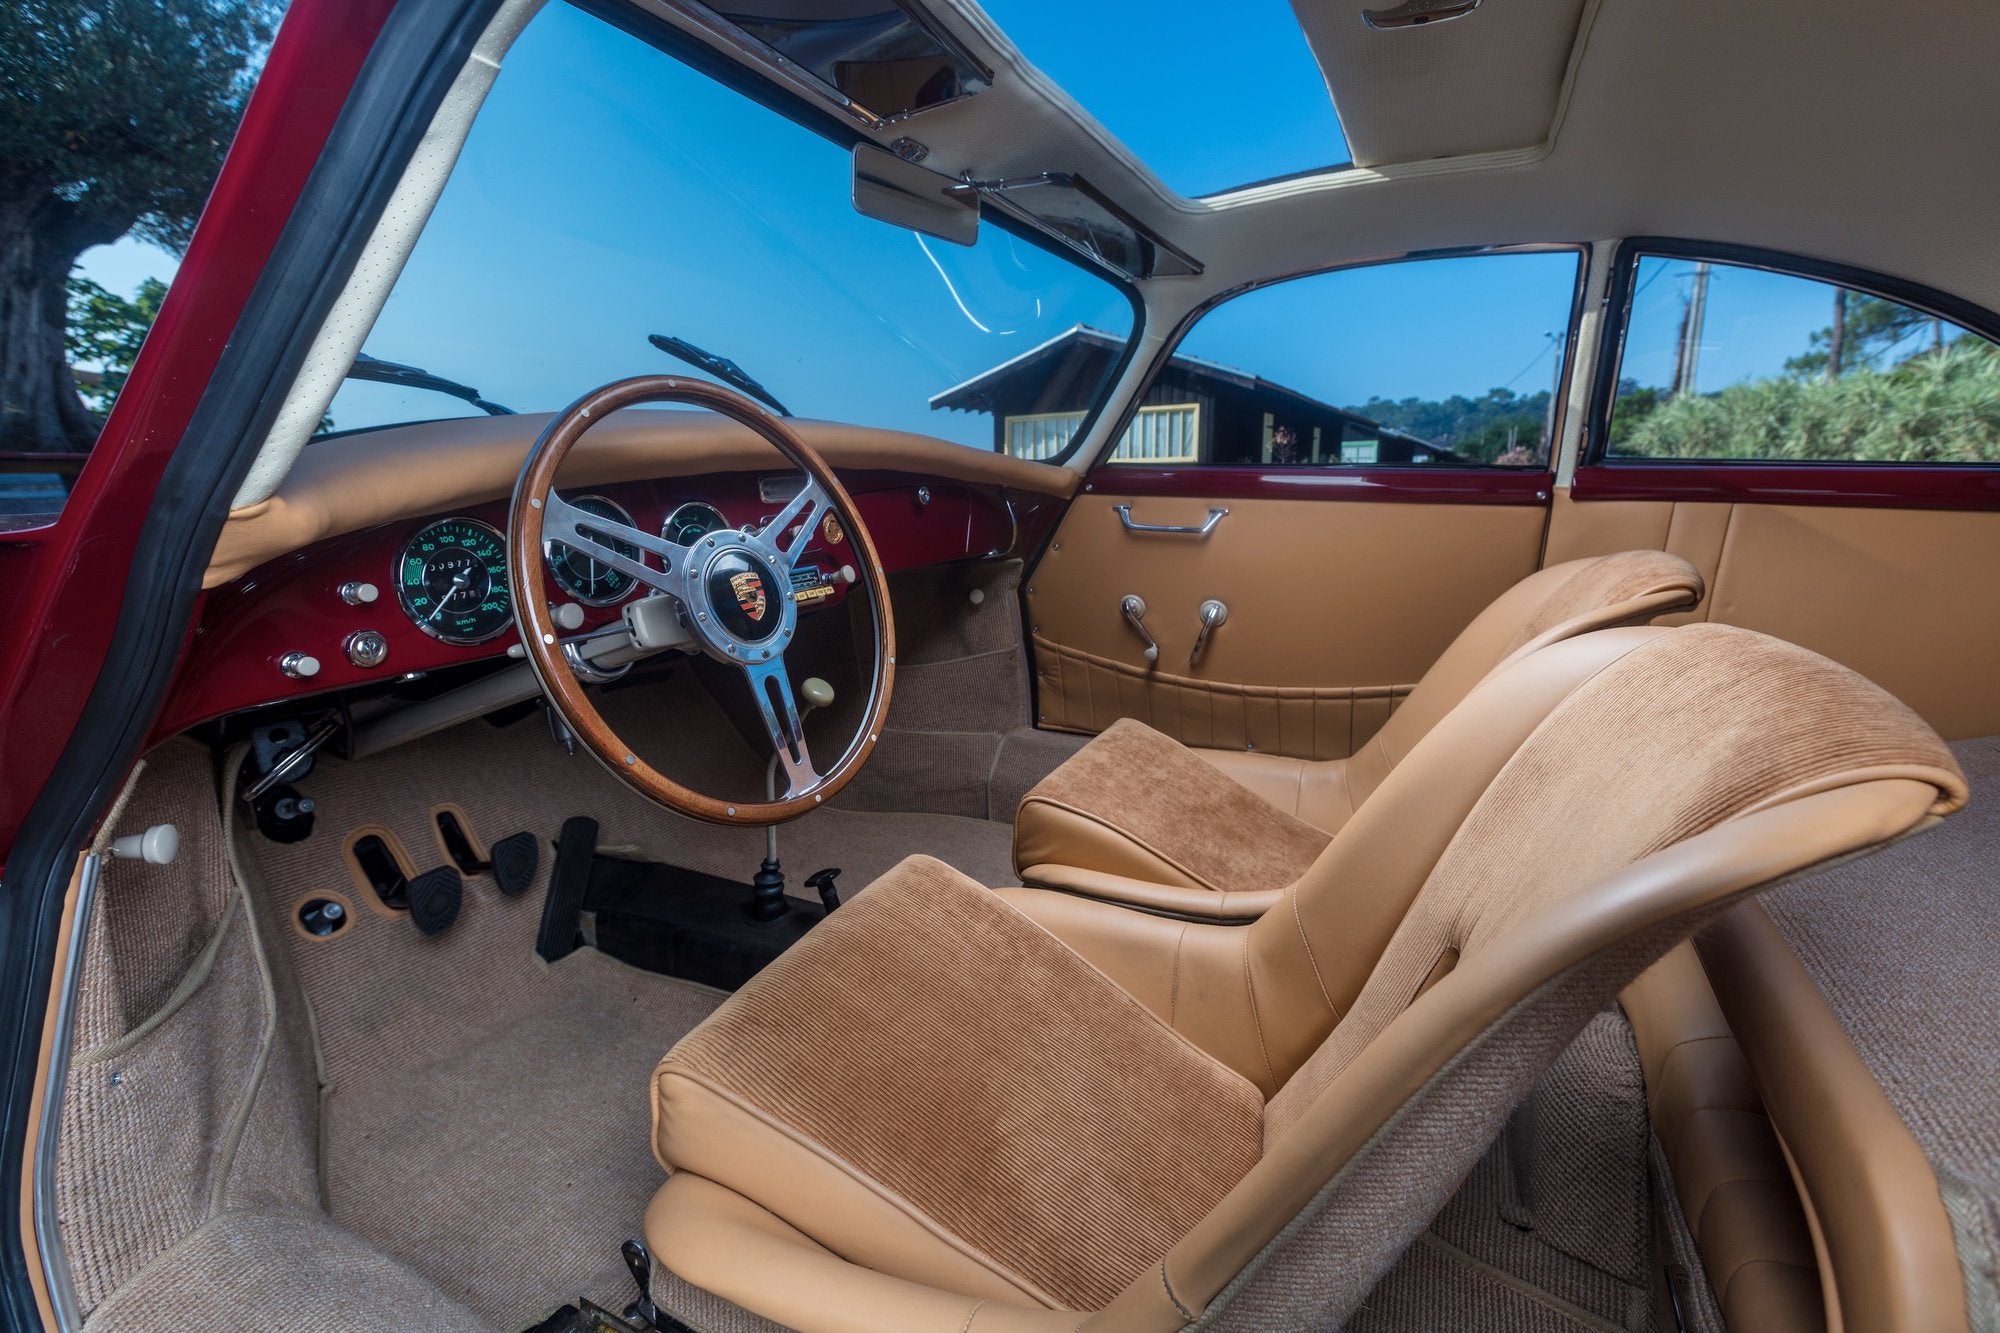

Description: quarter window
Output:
[1605,255,2000,464]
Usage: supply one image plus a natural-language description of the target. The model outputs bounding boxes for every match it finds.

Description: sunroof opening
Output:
[975,0,1351,198]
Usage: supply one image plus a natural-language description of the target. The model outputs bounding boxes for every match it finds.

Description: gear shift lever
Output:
[747,677,834,923]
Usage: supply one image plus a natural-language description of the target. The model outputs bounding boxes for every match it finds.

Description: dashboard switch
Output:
[552,601,587,631]
[279,652,322,680]
[339,580,380,605]
[344,630,390,669]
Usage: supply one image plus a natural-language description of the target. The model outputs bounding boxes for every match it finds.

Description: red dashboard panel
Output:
[154,471,1022,739]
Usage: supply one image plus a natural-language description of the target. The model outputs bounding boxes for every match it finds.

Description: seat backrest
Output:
[1339,550,1704,812]
[1088,624,1965,1332]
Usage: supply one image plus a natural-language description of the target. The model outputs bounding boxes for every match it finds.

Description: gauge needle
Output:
[426,568,473,624]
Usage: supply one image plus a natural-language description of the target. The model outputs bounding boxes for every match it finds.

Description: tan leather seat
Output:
[644,625,1965,1333]
[1013,550,1705,920]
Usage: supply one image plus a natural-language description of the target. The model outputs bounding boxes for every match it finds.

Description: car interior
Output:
[16,0,2000,1331]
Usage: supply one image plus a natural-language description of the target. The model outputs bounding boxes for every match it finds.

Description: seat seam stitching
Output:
[959,1298,989,1333]
[1016,796,1228,892]
[1170,922,1188,1028]
[1242,930,1278,1090]
[1160,1258,1195,1321]
[1291,886,1339,1018]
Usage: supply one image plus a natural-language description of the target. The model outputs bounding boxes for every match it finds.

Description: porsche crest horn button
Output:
[706,549,782,641]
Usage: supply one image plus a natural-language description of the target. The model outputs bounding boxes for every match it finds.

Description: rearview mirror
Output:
[852,144,979,247]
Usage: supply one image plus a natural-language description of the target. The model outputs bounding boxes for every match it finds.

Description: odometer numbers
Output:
[396,517,513,645]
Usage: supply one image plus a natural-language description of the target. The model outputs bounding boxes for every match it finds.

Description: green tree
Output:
[0,0,280,451]
[1348,386,1554,464]
[65,274,166,414]
[1785,293,1946,379]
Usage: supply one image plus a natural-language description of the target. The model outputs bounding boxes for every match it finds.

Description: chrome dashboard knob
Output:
[344,631,390,669]
[339,580,380,605]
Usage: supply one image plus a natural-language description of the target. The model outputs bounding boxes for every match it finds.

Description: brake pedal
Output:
[489,830,540,897]
[407,865,463,936]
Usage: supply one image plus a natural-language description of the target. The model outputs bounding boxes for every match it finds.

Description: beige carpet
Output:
[233,670,1028,1328]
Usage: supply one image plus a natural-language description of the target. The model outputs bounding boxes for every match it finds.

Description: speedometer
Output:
[545,494,641,604]
[396,517,513,645]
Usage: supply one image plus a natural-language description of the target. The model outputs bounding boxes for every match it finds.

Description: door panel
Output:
[1027,487,1546,758]
[1546,488,2000,739]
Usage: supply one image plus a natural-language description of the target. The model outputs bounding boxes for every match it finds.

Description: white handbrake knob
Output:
[111,824,180,865]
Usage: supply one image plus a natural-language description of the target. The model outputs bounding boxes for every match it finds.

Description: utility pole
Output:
[1828,288,1847,379]
[1671,261,1711,396]
[1541,328,1565,460]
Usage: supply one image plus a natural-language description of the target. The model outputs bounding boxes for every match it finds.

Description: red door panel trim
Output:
[1571,463,2000,512]
[1081,465,1553,505]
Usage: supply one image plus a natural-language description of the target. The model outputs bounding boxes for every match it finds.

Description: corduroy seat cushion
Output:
[652,856,1265,1311]
[1014,718,1334,897]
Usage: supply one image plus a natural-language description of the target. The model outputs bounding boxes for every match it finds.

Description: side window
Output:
[1,2,282,521]
[1606,254,1999,464]
[1093,251,1582,469]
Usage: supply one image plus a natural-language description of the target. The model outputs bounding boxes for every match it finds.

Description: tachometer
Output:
[545,494,641,605]
[662,501,731,547]
[396,517,512,645]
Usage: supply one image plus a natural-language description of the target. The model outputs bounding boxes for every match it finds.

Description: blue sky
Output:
[74,1,1881,446]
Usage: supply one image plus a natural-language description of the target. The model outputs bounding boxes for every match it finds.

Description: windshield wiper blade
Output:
[648,334,791,417]
[347,352,515,416]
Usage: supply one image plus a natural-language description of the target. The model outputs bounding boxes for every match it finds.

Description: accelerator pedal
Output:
[406,865,463,937]
[537,816,599,963]
[489,829,541,897]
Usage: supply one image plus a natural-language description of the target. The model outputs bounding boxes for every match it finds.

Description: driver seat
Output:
[643,624,1965,1333]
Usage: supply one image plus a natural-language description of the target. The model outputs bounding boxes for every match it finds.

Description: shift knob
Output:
[801,677,835,710]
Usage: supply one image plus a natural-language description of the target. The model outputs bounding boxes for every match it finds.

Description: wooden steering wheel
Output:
[507,376,895,825]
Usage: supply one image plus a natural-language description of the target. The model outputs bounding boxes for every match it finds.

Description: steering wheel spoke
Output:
[545,490,690,601]
[744,659,823,798]
[760,478,834,570]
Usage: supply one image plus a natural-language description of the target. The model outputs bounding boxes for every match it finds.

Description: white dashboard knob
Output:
[340,581,380,605]
[280,652,321,680]
[552,602,587,631]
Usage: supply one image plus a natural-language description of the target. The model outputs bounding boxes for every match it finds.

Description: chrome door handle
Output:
[1120,594,1159,663]
[1113,504,1228,537]
[1189,599,1228,667]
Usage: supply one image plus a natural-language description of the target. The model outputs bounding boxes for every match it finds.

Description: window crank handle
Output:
[1120,594,1159,663]
[1189,599,1228,667]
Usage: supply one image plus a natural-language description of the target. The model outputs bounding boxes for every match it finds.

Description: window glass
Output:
[1100,251,1580,469]
[3,0,281,523]
[1606,255,2000,463]
[321,4,1135,454]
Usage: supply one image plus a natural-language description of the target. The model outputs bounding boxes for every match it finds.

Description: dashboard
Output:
[156,469,1039,740]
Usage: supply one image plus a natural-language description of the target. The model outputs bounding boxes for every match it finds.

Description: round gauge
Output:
[662,501,731,547]
[544,494,642,605]
[395,517,513,645]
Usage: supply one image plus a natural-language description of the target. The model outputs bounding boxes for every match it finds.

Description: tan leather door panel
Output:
[1027,491,1546,758]
[1547,489,2000,739]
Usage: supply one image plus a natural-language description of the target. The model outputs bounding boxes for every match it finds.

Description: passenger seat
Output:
[1013,551,1703,919]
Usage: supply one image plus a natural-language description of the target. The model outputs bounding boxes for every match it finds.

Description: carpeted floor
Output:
[229,669,1030,1328]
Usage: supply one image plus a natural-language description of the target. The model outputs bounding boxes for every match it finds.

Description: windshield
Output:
[320,3,1137,451]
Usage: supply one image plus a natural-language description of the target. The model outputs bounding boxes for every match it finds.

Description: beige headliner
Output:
[202,411,1074,588]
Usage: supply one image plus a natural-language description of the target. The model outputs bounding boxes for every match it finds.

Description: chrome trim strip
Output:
[34,852,100,1332]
